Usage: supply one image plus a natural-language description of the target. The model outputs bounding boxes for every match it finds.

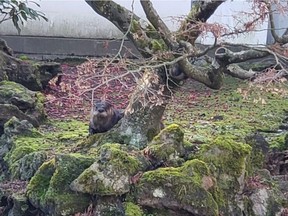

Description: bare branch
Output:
[179,0,226,44]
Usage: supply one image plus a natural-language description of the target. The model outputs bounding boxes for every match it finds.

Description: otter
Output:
[89,101,124,135]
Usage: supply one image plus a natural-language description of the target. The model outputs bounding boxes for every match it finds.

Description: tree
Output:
[83,0,288,149]
[0,0,47,33]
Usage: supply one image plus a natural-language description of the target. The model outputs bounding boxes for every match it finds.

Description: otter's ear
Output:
[105,101,113,109]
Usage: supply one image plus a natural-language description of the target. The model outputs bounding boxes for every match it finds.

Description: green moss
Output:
[10,119,88,156]
[46,154,94,193]
[27,154,94,215]
[150,39,167,52]
[72,168,99,192]
[10,151,47,180]
[165,77,288,148]
[18,55,30,61]
[194,135,252,211]
[124,202,144,216]
[99,143,140,174]
[152,124,184,144]
[150,144,174,160]
[138,166,219,216]
[4,118,90,181]
[7,146,36,164]
[27,159,56,206]
[95,130,128,146]
[131,20,142,33]
[181,159,210,178]
[35,92,45,114]
[146,124,184,162]
[70,143,142,196]
[0,81,34,103]
[269,134,288,151]
[199,136,251,176]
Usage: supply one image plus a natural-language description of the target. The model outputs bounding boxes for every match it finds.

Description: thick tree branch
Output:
[226,64,256,79]
[179,0,226,44]
[215,47,270,65]
[267,1,288,44]
[178,58,223,90]
[86,0,153,57]
[140,0,178,50]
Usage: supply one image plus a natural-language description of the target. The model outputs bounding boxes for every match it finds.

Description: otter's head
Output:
[92,101,114,119]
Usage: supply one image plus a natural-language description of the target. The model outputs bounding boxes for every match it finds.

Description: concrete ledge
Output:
[0,35,140,58]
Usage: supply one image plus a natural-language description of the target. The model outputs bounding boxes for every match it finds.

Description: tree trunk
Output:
[119,70,168,149]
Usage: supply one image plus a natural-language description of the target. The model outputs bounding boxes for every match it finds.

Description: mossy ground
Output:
[124,202,144,216]
[165,76,288,149]
[2,74,288,215]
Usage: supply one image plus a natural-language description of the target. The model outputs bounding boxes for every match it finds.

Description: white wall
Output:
[0,0,191,38]
[0,0,273,45]
[199,0,269,45]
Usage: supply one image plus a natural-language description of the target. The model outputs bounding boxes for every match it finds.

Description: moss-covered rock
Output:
[269,132,288,151]
[93,196,125,216]
[144,124,185,167]
[27,153,94,215]
[71,143,141,196]
[240,169,284,216]
[197,135,252,214]
[0,81,46,133]
[199,136,251,180]
[136,159,219,216]
[245,133,269,171]
[0,50,61,91]
[10,151,47,180]
[1,118,89,183]
[5,193,29,216]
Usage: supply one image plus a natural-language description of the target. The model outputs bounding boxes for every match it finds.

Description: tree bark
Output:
[215,47,270,66]
[179,0,226,44]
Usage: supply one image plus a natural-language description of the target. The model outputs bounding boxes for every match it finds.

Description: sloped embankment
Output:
[1,75,288,215]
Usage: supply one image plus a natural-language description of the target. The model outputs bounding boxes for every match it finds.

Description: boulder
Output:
[0,81,46,134]
[197,136,252,215]
[143,124,186,168]
[0,39,13,56]
[245,133,269,169]
[10,151,47,180]
[0,49,61,91]
[93,196,125,216]
[27,154,94,216]
[71,143,141,196]
[0,117,35,180]
[136,159,219,216]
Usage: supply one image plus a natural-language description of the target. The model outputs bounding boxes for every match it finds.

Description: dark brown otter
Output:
[89,101,124,135]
